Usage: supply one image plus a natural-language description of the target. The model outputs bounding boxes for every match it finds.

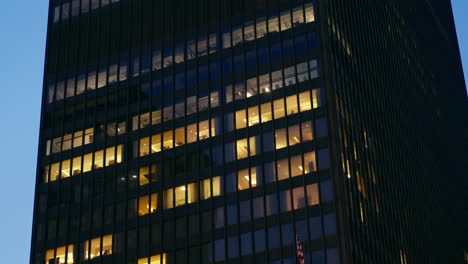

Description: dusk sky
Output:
[0,1,465,263]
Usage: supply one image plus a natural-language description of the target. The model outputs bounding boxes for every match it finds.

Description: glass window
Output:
[212,176,221,197]
[236,139,249,160]
[256,17,267,38]
[292,6,304,25]
[280,10,292,31]
[288,124,301,146]
[280,189,292,212]
[72,156,81,176]
[307,184,320,205]
[105,146,116,166]
[164,189,174,209]
[299,91,312,112]
[248,106,260,127]
[238,167,257,190]
[175,186,186,207]
[50,163,59,182]
[201,178,211,200]
[305,3,315,23]
[94,150,104,169]
[301,121,314,141]
[284,65,296,85]
[260,102,272,123]
[187,183,198,204]
[138,195,149,216]
[210,91,220,108]
[175,100,185,118]
[271,70,283,90]
[234,110,247,130]
[290,155,303,177]
[83,153,93,173]
[268,16,279,33]
[163,131,173,150]
[273,99,285,119]
[259,73,270,93]
[312,88,321,108]
[60,159,71,178]
[304,152,316,173]
[293,187,306,209]
[286,95,298,115]
[277,158,289,181]
[148,134,160,154]
[175,127,185,147]
[198,120,210,140]
[275,128,287,149]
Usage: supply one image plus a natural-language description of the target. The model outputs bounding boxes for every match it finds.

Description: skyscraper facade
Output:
[30,0,467,264]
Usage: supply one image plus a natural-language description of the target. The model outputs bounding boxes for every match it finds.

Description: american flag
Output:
[296,234,305,264]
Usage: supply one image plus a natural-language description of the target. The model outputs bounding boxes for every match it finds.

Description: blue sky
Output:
[0,1,466,263]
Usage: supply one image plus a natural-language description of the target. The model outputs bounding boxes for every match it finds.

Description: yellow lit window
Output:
[175,186,186,207]
[187,183,198,204]
[277,158,290,181]
[73,131,83,148]
[301,121,314,141]
[150,193,158,213]
[305,3,315,23]
[163,189,173,209]
[105,146,116,166]
[87,237,101,259]
[175,127,185,146]
[187,123,197,143]
[306,184,319,205]
[83,153,93,173]
[312,89,320,108]
[210,118,217,137]
[212,176,221,197]
[299,91,311,112]
[139,166,150,186]
[140,137,150,156]
[163,131,173,150]
[138,253,167,264]
[273,99,285,119]
[45,244,74,264]
[275,128,287,149]
[248,106,260,127]
[286,95,298,115]
[198,120,210,140]
[288,125,301,146]
[235,109,247,130]
[72,156,81,176]
[260,102,272,123]
[61,159,71,178]
[237,167,257,190]
[101,235,112,256]
[94,150,104,169]
[151,134,161,153]
[201,178,211,200]
[236,139,249,160]
[303,152,316,173]
[138,195,149,216]
[290,155,303,177]
[84,128,94,144]
[51,163,60,181]
[116,145,123,164]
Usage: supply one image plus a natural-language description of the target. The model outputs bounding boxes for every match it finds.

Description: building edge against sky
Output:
[31,0,467,264]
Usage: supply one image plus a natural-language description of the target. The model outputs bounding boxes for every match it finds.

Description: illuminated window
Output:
[140,137,150,156]
[60,159,71,178]
[312,88,321,108]
[237,139,249,160]
[299,91,312,112]
[235,110,247,130]
[248,106,260,127]
[286,95,298,115]
[94,150,104,169]
[200,178,212,200]
[163,189,174,209]
[175,127,185,146]
[275,128,287,149]
[83,153,92,173]
[151,134,161,153]
[277,158,290,181]
[292,187,306,209]
[138,253,167,264]
[162,131,173,150]
[198,120,210,140]
[288,125,301,146]
[212,176,221,197]
[290,155,304,177]
[306,184,320,205]
[175,186,186,207]
[304,152,316,173]
[84,235,112,260]
[187,183,198,204]
[72,156,81,176]
[187,123,197,143]
[45,245,74,264]
[273,99,285,119]
[260,102,272,123]
[138,194,158,216]
[301,121,314,141]
[238,167,257,191]
[305,3,315,23]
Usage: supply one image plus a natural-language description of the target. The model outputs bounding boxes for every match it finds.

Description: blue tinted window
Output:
[283,39,294,57]
[212,145,223,166]
[315,117,328,138]
[222,57,232,75]
[246,50,256,68]
[268,226,280,249]
[318,148,330,169]
[262,131,274,152]
[320,180,334,202]
[210,61,220,79]
[152,80,161,97]
[163,78,173,93]
[266,193,278,216]
[228,235,239,258]
[142,54,150,73]
[214,207,224,229]
[270,43,281,61]
[240,232,252,256]
[141,82,150,96]
[264,162,276,184]
[281,223,294,246]
[258,47,269,64]
[187,69,196,87]
[327,248,340,264]
[324,213,337,236]
[254,229,266,252]
[295,220,308,241]
[310,216,322,240]
[227,203,238,225]
[234,55,244,72]
[295,35,307,54]
[224,142,235,162]
[312,250,325,264]
[214,239,226,262]
[308,32,319,49]
[253,197,265,219]
[199,65,209,83]
[240,200,251,222]
[175,72,185,91]
[225,173,236,193]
